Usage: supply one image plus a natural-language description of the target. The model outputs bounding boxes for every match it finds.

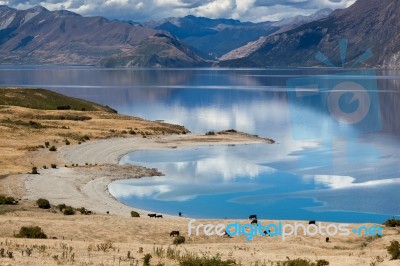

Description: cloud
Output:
[0,0,356,22]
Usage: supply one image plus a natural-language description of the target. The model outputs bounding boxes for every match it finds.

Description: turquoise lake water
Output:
[0,66,399,222]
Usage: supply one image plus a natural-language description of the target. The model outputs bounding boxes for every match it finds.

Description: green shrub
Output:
[45,141,50,147]
[49,146,57,152]
[205,131,216,136]
[143,253,152,266]
[179,253,235,266]
[64,139,70,145]
[63,206,75,215]
[36,198,51,209]
[57,203,67,212]
[276,257,330,266]
[387,240,400,260]
[384,218,400,227]
[15,226,47,239]
[173,236,185,245]
[131,211,140,217]
[31,167,39,174]
[0,195,16,205]
[51,164,57,169]
[77,207,87,214]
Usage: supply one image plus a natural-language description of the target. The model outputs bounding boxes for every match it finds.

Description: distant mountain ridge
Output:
[219,0,400,68]
[0,5,207,67]
[142,10,332,60]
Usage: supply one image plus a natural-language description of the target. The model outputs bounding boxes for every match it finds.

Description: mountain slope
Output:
[99,33,209,67]
[142,15,277,59]
[0,5,206,67]
[219,0,400,68]
[145,11,332,60]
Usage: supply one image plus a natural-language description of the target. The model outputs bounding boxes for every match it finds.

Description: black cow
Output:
[251,219,258,225]
[263,230,270,236]
[309,220,316,225]
[156,215,163,218]
[148,213,157,218]
[170,231,179,237]
[249,214,257,220]
[326,237,330,242]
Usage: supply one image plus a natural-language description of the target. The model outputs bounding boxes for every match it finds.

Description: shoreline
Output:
[23,133,273,217]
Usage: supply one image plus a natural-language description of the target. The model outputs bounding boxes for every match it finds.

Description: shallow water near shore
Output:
[1,66,400,222]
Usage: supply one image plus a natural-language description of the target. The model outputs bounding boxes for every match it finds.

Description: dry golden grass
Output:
[0,105,187,177]
[0,205,399,266]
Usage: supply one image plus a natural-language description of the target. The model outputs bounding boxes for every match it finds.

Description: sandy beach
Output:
[23,133,272,217]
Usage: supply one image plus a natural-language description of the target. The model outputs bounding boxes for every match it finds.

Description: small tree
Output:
[57,203,67,212]
[36,198,51,209]
[63,206,75,215]
[131,211,140,217]
[49,146,57,152]
[173,236,185,245]
[143,253,152,266]
[15,226,47,239]
[31,167,39,174]
[387,240,400,260]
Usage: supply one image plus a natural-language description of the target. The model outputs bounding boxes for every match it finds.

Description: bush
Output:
[51,164,57,169]
[31,167,39,174]
[179,253,235,266]
[64,139,70,145]
[77,207,87,214]
[0,195,16,205]
[63,206,75,215]
[384,218,400,227]
[131,211,140,217]
[387,240,400,260]
[205,131,216,136]
[36,198,51,209]
[57,203,67,212]
[49,146,57,152]
[45,141,50,147]
[173,236,185,245]
[276,258,330,266]
[143,253,152,266]
[15,226,47,239]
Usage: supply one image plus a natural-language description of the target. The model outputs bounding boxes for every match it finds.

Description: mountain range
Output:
[219,0,400,68]
[0,5,206,66]
[0,0,399,68]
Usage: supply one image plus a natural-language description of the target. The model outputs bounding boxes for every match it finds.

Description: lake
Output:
[1,65,399,222]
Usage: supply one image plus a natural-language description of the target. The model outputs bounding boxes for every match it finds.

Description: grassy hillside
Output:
[0,88,116,112]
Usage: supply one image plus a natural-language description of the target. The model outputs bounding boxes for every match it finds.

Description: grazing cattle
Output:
[309,220,316,225]
[326,237,330,242]
[52,237,58,240]
[106,211,109,215]
[57,105,71,110]
[179,212,182,217]
[148,213,157,218]
[263,230,270,236]
[170,231,179,237]
[85,211,92,215]
[249,215,257,220]
[156,215,163,218]
[251,219,258,225]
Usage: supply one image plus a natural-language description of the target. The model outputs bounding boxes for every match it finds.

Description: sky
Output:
[0,0,357,22]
